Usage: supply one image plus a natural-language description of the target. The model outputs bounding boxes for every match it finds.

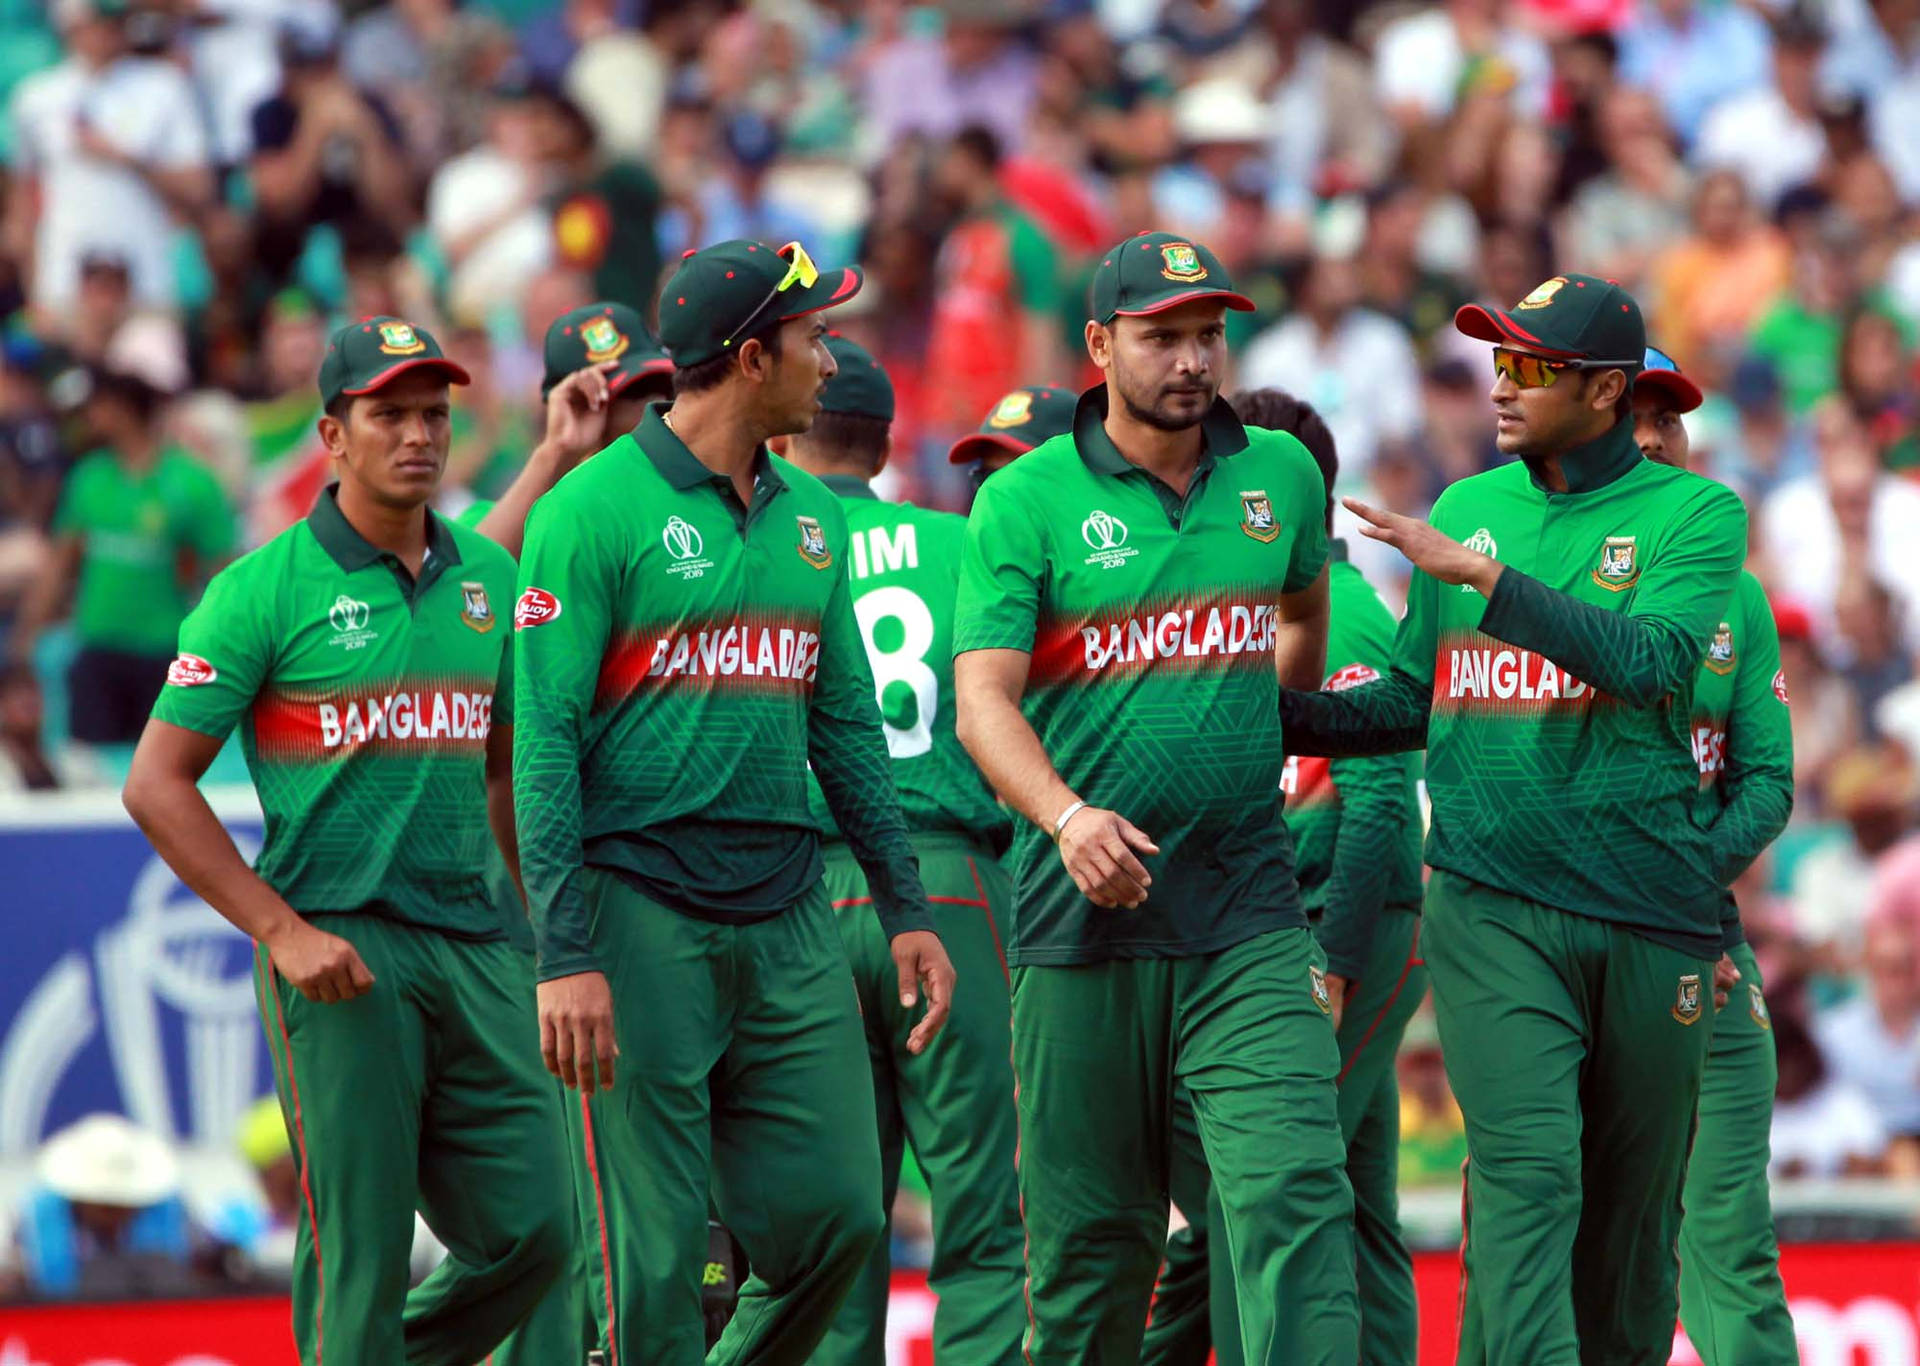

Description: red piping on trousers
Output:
[267,960,326,1366]
[580,1094,619,1365]
[1336,924,1421,1088]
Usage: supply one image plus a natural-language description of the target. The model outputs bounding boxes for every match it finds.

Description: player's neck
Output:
[663,393,766,505]
[335,478,430,573]
[1104,407,1204,495]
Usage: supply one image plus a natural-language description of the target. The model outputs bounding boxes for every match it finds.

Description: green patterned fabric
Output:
[804,477,1007,844]
[1686,570,1794,948]
[512,405,932,982]
[953,386,1329,966]
[152,486,515,937]
[1280,420,1748,959]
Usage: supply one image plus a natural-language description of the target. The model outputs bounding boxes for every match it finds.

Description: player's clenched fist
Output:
[1056,805,1161,909]
[539,970,619,1094]
[891,930,957,1055]
[264,918,375,1004]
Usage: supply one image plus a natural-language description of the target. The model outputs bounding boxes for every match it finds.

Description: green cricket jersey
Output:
[152,486,515,938]
[1279,540,1424,981]
[1279,420,1747,959]
[953,388,1329,966]
[804,476,1008,844]
[1687,570,1794,950]
[512,405,933,982]
[55,447,235,655]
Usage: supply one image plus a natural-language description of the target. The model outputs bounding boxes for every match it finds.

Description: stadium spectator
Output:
[1692,9,1827,213]
[861,0,1041,156]
[1566,86,1692,287]
[1618,0,1773,144]
[1789,744,1917,957]
[1371,0,1550,128]
[7,368,231,753]
[1649,169,1791,365]
[1772,990,1891,1177]
[1816,839,1920,1158]
[1774,598,1863,817]
[342,0,515,165]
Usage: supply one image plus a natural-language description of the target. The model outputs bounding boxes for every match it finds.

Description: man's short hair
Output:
[1230,387,1338,526]
[951,123,1001,173]
[801,411,890,473]
[672,322,785,397]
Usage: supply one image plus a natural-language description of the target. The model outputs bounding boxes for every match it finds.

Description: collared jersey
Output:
[152,486,515,938]
[804,476,1008,844]
[1280,541,1424,977]
[954,387,1329,966]
[512,405,931,982]
[1687,569,1794,949]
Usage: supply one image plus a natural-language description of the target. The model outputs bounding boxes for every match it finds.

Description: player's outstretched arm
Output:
[1280,566,1437,757]
[124,720,374,1004]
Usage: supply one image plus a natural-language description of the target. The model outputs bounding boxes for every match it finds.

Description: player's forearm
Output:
[123,768,304,945]
[1278,673,1429,757]
[810,710,934,938]
[1273,579,1330,692]
[1709,772,1793,886]
[485,731,525,904]
[475,444,572,559]
[511,718,597,977]
[1477,568,1710,708]
[1316,760,1409,980]
[955,679,1079,835]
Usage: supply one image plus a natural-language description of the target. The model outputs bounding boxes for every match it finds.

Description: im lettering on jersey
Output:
[1432,635,1605,711]
[250,679,496,759]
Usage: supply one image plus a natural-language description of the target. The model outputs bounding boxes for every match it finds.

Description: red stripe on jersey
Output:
[1430,639,1611,715]
[1029,593,1283,686]
[594,616,825,709]
[251,681,496,762]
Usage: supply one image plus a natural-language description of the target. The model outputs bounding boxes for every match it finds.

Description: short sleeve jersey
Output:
[954,388,1329,965]
[152,487,517,938]
[55,447,235,655]
[805,478,1007,843]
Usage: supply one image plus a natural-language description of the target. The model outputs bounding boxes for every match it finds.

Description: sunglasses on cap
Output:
[1643,346,1680,373]
[722,242,819,352]
[1493,346,1642,391]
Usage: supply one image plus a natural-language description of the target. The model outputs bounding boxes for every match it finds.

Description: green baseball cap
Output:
[1088,231,1254,324]
[818,333,894,422]
[318,316,470,407]
[948,384,1078,464]
[1454,273,1645,367]
[541,302,672,400]
[657,239,863,368]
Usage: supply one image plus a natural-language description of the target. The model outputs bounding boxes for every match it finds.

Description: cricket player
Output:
[1277,275,1748,1365]
[947,383,1079,496]
[122,317,571,1364]
[953,231,1359,1365]
[464,301,676,553]
[769,333,1025,1365]
[1634,346,1797,1365]
[512,239,956,1366]
[1142,388,1427,1366]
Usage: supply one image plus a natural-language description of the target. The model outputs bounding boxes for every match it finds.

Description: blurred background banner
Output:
[0,790,264,1158]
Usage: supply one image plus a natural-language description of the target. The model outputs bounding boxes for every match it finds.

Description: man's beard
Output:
[1116,377,1213,432]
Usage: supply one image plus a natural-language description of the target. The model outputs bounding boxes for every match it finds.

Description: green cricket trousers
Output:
[815,832,1026,1366]
[254,913,572,1366]
[566,869,886,1366]
[1014,925,1359,1365]
[1140,906,1427,1366]
[1677,940,1796,1364]
[1425,870,1715,1366]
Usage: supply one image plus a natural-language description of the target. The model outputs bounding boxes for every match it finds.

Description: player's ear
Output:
[317,412,347,458]
[1085,319,1111,370]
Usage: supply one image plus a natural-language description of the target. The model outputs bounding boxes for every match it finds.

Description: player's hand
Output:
[541,361,621,466]
[891,930,955,1055]
[1712,953,1741,1010]
[264,918,375,1004]
[539,971,619,1094]
[1057,805,1160,909]
[1345,498,1504,597]
[1324,972,1350,1030]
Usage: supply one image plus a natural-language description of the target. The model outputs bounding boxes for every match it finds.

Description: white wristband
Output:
[1051,800,1089,842]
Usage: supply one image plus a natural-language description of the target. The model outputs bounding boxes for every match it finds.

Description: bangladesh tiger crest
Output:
[377,320,425,356]
[1749,982,1771,1030]
[1672,973,1703,1025]
[1515,276,1567,310]
[1160,241,1207,283]
[988,390,1033,428]
[1240,489,1278,543]
[1592,535,1639,591]
[580,315,629,364]
[1704,621,1736,674]
[460,580,494,634]
[1309,966,1332,1016]
[796,515,832,569]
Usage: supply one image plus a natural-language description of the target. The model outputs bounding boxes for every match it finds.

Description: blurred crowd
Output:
[0,0,1917,1228]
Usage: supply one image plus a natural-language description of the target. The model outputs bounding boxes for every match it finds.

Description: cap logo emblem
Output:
[581,317,629,364]
[1515,277,1567,311]
[988,391,1034,429]
[377,321,425,356]
[1239,489,1278,543]
[1705,621,1735,674]
[796,514,833,569]
[460,581,494,634]
[1159,242,1207,283]
[1592,534,1639,591]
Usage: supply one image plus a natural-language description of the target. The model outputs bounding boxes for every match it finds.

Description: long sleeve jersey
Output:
[1279,420,1747,958]
[512,406,933,981]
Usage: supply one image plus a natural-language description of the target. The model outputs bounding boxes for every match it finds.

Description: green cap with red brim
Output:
[1088,231,1254,323]
[541,302,672,400]
[948,384,1079,464]
[1635,344,1704,414]
[1454,273,1645,367]
[319,316,471,406]
[657,239,863,369]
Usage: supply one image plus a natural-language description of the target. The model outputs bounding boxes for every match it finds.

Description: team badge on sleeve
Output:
[1672,973,1703,1025]
[166,653,217,687]
[1704,622,1735,674]
[1772,669,1790,704]
[460,581,494,634]
[1309,965,1332,1016]
[515,587,563,629]
[796,515,833,569]
[1592,535,1640,591]
[1239,490,1278,543]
